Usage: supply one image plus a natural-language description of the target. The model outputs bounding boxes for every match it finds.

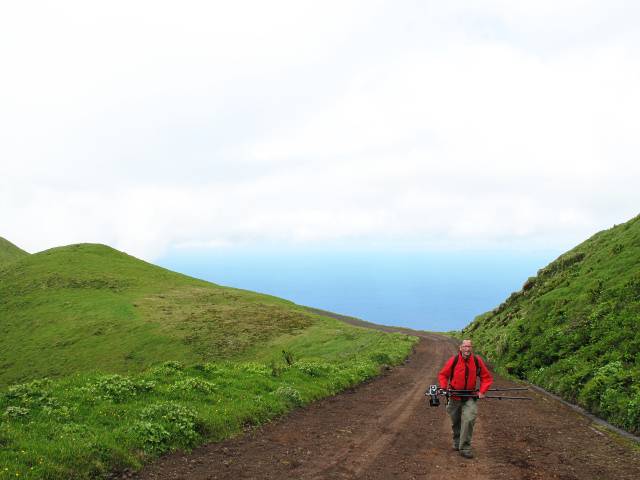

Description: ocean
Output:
[156,248,559,332]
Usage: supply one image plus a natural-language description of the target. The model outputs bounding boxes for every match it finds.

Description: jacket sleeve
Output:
[438,356,455,389]
[477,356,493,394]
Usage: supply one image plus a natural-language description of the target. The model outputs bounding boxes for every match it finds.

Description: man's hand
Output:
[478,392,486,399]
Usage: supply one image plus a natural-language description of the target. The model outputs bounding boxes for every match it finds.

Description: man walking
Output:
[438,339,493,459]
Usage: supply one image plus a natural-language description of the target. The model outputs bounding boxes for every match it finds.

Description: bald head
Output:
[460,339,473,359]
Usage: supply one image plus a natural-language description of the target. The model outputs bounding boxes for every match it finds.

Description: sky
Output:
[2,1,639,309]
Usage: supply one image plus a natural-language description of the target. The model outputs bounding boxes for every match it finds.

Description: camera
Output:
[426,384,440,407]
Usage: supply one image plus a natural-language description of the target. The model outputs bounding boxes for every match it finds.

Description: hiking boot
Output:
[460,450,474,459]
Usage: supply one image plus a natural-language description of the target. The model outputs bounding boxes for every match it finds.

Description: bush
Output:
[128,421,171,454]
[149,361,185,377]
[269,360,288,377]
[5,379,57,408]
[578,361,628,414]
[295,360,334,377]
[83,374,155,402]
[140,402,201,446]
[169,377,216,394]
[3,406,30,419]
[236,362,271,376]
[282,350,295,366]
[274,386,303,406]
[370,352,392,365]
[626,393,640,434]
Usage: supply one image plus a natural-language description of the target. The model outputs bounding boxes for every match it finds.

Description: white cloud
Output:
[1,1,639,259]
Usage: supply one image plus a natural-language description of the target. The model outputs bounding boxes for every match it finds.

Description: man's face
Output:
[460,340,473,359]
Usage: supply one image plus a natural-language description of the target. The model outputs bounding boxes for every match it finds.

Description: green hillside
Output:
[0,239,417,479]
[0,236,29,266]
[464,214,640,434]
[0,242,326,385]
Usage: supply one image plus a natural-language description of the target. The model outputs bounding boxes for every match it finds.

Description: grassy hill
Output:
[464,214,640,434]
[0,242,327,385]
[0,236,29,266]
[0,239,418,478]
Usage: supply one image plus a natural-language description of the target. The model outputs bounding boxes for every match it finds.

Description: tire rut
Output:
[308,339,444,479]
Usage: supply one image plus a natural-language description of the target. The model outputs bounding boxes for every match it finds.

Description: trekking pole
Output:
[448,388,528,393]
[425,385,532,406]
[448,388,532,400]
[489,388,529,392]
[484,395,532,400]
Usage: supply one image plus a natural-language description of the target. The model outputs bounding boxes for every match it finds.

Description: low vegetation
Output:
[0,238,417,478]
[464,214,640,434]
[0,325,416,479]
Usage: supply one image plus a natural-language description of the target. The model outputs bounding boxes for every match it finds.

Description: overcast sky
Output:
[2,1,639,260]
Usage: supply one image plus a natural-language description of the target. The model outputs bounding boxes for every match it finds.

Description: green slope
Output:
[0,242,341,385]
[464,214,640,433]
[0,240,418,479]
[0,236,29,266]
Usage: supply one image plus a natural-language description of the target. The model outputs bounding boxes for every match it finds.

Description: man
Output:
[438,339,493,459]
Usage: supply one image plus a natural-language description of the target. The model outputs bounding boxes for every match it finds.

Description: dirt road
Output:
[134,333,640,479]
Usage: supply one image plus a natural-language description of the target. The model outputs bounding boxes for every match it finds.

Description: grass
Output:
[0,243,324,385]
[0,322,417,479]
[0,239,419,478]
[464,214,640,434]
[0,237,29,266]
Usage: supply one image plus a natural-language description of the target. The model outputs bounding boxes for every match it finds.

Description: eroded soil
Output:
[133,333,640,479]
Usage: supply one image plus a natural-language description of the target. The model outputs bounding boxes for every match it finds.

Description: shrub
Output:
[578,361,628,414]
[149,361,185,378]
[140,402,200,445]
[274,386,303,406]
[370,352,392,365]
[269,360,288,377]
[522,276,537,291]
[348,360,377,381]
[169,377,216,394]
[198,363,228,375]
[282,350,295,366]
[295,360,334,377]
[5,379,57,408]
[84,375,136,402]
[236,362,271,376]
[3,406,30,419]
[83,374,155,402]
[42,404,74,420]
[599,388,629,424]
[128,421,171,454]
[626,393,640,434]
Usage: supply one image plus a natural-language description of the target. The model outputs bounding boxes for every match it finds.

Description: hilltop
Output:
[0,236,29,265]
[465,214,640,434]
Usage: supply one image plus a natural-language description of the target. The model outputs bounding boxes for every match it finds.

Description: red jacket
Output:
[438,353,493,397]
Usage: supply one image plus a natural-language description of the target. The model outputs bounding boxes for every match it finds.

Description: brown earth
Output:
[133,333,640,480]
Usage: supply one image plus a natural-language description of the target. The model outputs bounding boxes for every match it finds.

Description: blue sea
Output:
[157,248,559,332]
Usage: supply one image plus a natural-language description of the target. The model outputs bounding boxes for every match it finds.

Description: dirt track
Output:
[134,333,640,479]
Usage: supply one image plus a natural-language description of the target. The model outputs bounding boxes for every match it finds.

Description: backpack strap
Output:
[448,354,459,383]
[449,354,482,384]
